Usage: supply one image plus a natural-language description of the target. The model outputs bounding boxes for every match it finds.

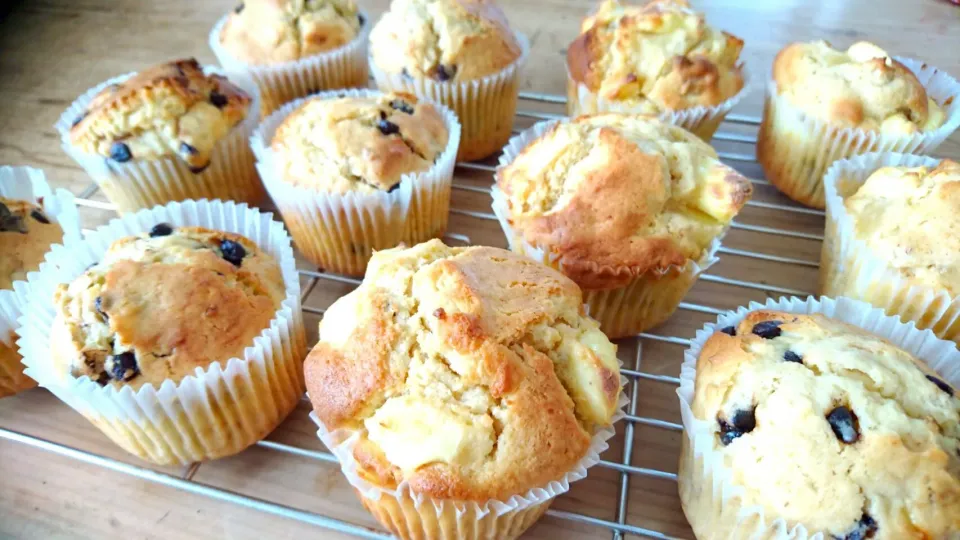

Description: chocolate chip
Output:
[358,13,365,26]
[94,296,108,321]
[95,372,110,386]
[835,514,877,540]
[234,3,244,13]
[109,142,132,163]
[0,202,26,233]
[377,120,400,136]
[71,112,87,128]
[149,223,174,237]
[108,351,139,382]
[30,209,50,224]
[219,238,246,267]
[434,308,446,319]
[387,182,401,193]
[719,326,736,336]
[389,100,414,114]
[189,163,210,174]
[435,64,456,81]
[180,142,198,156]
[783,350,803,363]
[718,407,755,445]
[209,91,228,109]
[752,320,783,339]
[827,406,860,444]
[927,374,954,396]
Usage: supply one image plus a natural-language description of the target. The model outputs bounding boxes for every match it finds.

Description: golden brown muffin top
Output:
[567,0,744,112]
[305,239,620,501]
[844,159,960,295]
[50,225,285,389]
[270,92,449,193]
[773,40,945,134]
[369,0,522,82]
[496,114,752,290]
[0,197,64,290]
[219,0,362,65]
[693,310,960,538]
[69,58,252,172]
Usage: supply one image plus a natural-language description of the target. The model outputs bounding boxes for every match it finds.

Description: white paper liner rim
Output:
[676,295,960,539]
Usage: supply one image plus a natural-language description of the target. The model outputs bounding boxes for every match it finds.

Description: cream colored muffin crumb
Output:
[0,196,64,290]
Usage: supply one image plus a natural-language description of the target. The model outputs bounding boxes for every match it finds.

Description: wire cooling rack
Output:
[0,91,837,539]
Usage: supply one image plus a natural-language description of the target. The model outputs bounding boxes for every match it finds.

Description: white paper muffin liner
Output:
[251,88,461,277]
[55,66,264,214]
[757,57,960,209]
[676,295,960,539]
[819,152,960,345]
[0,166,82,397]
[16,199,307,464]
[209,11,371,116]
[491,119,723,338]
[370,31,529,162]
[566,63,751,141]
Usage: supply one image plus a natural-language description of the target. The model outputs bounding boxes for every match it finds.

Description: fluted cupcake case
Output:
[370,32,529,162]
[820,152,960,345]
[251,89,461,277]
[491,120,723,339]
[16,199,307,465]
[56,67,265,214]
[757,57,960,209]
[209,12,371,116]
[677,295,960,539]
[0,166,82,398]
[566,64,751,141]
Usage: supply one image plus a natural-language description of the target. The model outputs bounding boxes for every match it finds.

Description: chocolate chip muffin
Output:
[306,239,620,540]
[679,310,960,539]
[50,225,285,389]
[494,114,752,338]
[369,0,527,161]
[0,197,64,290]
[271,92,449,193]
[219,0,363,65]
[567,0,745,140]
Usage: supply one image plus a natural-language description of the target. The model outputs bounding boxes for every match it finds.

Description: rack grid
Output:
[1,90,836,539]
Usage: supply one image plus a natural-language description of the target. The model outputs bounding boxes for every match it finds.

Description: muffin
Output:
[0,166,81,399]
[678,302,960,539]
[566,0,747,140]
[211,0,370,115]
[369,0,528,161]
[306,239,621,540]
[757,40,960,209]
[59,58,263,213]
[493,114,752,338]
[18,201,306,465]
[251,89,460,276]
[821,153,960,345]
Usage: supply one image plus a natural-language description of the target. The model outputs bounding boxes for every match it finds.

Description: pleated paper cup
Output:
[491,119,723,339]
[566,63,751,141]
[16,199,307,465]
[370,32,529,162]
[251,89,461,277]
[757,57,960,209]
[309,392,627,539]
[0,166,82,398]
[55,67,264,214]
[819,152,960,345]
[677,296,960,539]
[209,12,371,116]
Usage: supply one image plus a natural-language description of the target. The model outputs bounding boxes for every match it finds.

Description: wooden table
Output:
[1,1,958,538]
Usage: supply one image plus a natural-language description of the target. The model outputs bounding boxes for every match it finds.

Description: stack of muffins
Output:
[4,0,960,538]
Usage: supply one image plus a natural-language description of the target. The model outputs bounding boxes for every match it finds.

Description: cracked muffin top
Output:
[693,310,960,539]
[69,58,252,173]
[219,0,363,65]
[567,0,744,112]
[496,113,752,290]
[0,197,64,290]
[843,159,960,295]
[271,92,450,193]
[50,224,285,390]
[369,0,522,82]
[305,239,620,500]
[773,40,945,134]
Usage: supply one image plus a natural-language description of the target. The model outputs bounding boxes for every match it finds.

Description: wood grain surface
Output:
[1,0,959,539]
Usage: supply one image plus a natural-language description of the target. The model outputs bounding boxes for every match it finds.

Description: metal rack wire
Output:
[0,91,830,539]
